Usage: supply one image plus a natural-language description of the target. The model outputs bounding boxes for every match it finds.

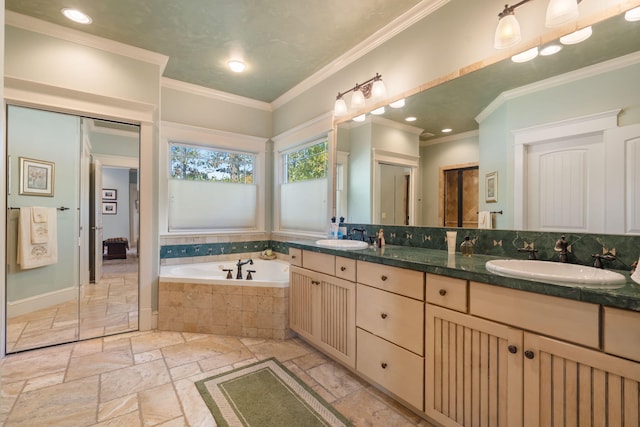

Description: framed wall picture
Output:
[102,189,117,200]
[102,201,118,215]
[485,171,498,203]
[19,157,55,197]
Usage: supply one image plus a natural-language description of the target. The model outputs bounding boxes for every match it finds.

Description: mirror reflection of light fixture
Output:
[540,44,562,56]
[511,46,539,63]
[371,107,385,115]
[626,7,640,21]
[494,0,581,49]
[389,99,405,108]
[61,8,92,24]
[334,73,386,117]
[560,26,592,45]
[227,60,246,73]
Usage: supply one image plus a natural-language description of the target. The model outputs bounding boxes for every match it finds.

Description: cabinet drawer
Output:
[604,307,640,363]
[470,281,599,348]
[302,250,335,276]
[289,247,302,267]
[356,284,424,355]
[356,328,424,411]
[335,257,356,282]
[425,274,467,313]
[357,261,424,300]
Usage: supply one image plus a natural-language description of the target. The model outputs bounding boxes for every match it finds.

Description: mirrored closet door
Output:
[5,105,140,353]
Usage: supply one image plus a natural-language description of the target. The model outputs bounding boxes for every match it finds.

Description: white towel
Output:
[631,257,640,285]
[30,206,49,244]
[17,207,58,269]
[478,211,493,229]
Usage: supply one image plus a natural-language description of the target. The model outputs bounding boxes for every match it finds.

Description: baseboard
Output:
[7,286,77,318]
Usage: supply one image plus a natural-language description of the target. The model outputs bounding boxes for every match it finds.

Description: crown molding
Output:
[161,78,272,112]
[476,50,640,124]
[420,129,479,147]
[6,11,169,72]
[271,0,450,109]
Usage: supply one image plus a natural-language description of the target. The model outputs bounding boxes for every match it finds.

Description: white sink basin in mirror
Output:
[315,239,369,250]
[485,259,627,288]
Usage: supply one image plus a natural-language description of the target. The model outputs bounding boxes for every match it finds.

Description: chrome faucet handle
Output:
[592,253,616,269]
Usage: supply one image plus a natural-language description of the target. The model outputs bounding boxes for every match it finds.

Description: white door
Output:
[526,133,605,232]
[90,158,103,282]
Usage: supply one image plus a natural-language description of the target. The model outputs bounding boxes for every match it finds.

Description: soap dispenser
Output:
[460,236,474,257]
[338,216,346,240]
[330,217,338,239]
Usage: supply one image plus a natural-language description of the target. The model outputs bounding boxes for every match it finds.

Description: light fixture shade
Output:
[545,0,579,27]
[494,14,522,49]
[371,79,387,100]
[560,26,592,45]
[350,89,366,110]
[353,114,366,122]
[334,98,348,117]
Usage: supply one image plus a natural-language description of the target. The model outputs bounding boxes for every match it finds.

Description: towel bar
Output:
[9,206,69,211]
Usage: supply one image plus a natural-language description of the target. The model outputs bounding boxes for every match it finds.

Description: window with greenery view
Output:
[283,140,328,183]
[170,143,254,183]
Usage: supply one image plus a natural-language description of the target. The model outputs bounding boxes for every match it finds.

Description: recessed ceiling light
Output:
[441,128,452,133]
[371,107,385,115]
[405,116,417,122]
[540,44,562,56]
[61,8,92,24]
[390,99,405,108]
[227,60,246,73]
[353,114,366,122]
[511,47,539,63]
[560,26,592,45]
[625,7,640,21]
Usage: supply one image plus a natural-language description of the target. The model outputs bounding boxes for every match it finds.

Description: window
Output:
[170,144,254,183]
[168,142,258,231]
[279,138,329,233]
[283,140,328,183]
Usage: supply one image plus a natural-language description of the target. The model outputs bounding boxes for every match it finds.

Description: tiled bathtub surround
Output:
[158,281,291,340]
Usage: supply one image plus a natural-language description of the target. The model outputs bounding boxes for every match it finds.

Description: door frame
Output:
[371,149,419,226]
[2,77,156,358]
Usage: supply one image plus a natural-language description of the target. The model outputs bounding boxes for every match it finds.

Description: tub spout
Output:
[236,258,254,279]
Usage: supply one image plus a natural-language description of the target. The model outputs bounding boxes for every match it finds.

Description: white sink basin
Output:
[315,239,369,250]
[485,259,627,288]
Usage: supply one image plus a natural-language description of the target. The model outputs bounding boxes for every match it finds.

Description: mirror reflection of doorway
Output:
[5,105,139,353]
[378,163,411,225]
[441,165,479,228]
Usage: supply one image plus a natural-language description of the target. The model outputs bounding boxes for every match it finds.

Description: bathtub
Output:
[159,259,289,287]
[158,258,292,340]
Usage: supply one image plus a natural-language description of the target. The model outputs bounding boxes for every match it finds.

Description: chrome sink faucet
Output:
[236,258,253,279]
[554,235,569,263]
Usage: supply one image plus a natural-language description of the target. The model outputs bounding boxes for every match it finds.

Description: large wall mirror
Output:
[335,11,640,233]
[5,105,140,353]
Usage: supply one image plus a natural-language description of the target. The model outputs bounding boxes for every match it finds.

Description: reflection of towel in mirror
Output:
[30,206,49,244]
[478,211,493,229]
[17,207,58,269]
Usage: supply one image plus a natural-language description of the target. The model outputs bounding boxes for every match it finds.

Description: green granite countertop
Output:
[288,240,640,312]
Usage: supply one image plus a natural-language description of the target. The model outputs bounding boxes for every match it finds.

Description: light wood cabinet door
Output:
[425,304,523,427]
[523,332,640,427]
[289,266,356,368]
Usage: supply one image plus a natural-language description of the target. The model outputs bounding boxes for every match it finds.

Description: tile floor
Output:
[1,330,438,426]
[6,257,139,353]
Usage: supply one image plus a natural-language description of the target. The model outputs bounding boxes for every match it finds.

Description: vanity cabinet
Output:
[356,261,425,410]
[426,281,640,427]
[289,252,356,368]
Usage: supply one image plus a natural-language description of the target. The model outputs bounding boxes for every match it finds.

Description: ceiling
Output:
[5,0,424,103]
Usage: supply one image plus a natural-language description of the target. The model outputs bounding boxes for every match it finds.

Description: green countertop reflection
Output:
[288,241,640,312]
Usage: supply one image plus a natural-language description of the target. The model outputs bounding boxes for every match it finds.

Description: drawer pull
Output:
[291,255,297,259]
[439,289,447,296]
[381,362,388,369]
[340,266,347,271]
[380,313,388,319]
[381,275,388,281]
[508,345,518,354]
[311,280,320,286]
[524,350,535,359]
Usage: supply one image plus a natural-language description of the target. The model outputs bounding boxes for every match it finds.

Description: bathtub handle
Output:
[223,269,233,279]
[246,270,255,280]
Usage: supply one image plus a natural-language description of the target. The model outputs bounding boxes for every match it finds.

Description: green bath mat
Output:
[195,357,353,427]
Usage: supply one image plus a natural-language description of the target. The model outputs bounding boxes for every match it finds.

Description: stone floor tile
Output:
[98,394,138,422]
[66,348,134,381]
[174,378,216,427]
[307,361,366,399]
[139,383,182,426]
[100,359,171,402]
